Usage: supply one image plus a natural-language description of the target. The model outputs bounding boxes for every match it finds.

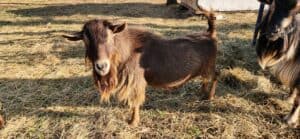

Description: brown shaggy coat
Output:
[63,12,218,126]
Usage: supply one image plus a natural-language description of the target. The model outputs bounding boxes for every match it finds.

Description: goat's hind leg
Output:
[208,71,218,100]
[201,71,218,100]
[284,87,300,128]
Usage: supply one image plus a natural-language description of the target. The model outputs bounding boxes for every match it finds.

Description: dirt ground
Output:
[0,0,299,138]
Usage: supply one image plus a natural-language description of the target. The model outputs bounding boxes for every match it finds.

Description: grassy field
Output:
[0,0,299,138]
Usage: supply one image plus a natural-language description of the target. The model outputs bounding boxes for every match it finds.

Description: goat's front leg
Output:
[208,79,217,100]
[208,72,218,100]
[127,85,146,127]
[128,106,140,127]
[284,88,300,128]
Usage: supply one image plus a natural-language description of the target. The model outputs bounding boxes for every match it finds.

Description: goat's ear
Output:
[62,31,83,41]
[108,23,127,34]
[258,0,273,4]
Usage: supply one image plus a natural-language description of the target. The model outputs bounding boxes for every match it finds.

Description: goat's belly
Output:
[145,72,193,89]
[271,60,300,87]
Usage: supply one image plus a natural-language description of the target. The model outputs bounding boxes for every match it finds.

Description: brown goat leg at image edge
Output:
[201,72,218,100]
[0,115,4,128]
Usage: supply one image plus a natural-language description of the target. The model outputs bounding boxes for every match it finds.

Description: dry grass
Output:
[0,0,299,138]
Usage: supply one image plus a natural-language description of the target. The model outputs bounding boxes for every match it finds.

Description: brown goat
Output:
[63,12,217,126]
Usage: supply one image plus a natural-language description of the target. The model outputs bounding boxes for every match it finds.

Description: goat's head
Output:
[256,35,286,69]
[63,19,126,76]
[258,0,300,41]
[63,19,127,101]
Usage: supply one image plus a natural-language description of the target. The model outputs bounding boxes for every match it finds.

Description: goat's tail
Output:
[196,5,217,38]
[206,12,216,38]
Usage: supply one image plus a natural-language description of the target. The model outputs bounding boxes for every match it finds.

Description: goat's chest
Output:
[270,60,300,87]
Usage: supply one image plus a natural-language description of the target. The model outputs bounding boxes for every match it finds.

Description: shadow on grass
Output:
[8,3,186,19]
[0,19,84,27]
[0,29,72,36]
[0,76,283,126]
[0,77,97,110]
[0,42,85,65]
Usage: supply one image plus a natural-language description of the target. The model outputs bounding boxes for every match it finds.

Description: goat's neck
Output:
[113,30,135,64]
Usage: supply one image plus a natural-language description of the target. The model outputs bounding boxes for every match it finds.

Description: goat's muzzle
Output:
[258,60,267,70]
[94,60,110,76]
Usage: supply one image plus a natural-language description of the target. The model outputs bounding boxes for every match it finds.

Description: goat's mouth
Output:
[258,59,268,70]
[258,56,283,70]
[95,69,110,76]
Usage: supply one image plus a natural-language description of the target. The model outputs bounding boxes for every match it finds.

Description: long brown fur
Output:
[93,53,120,102]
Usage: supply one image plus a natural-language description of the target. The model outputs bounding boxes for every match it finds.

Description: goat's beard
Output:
[93,65,118,102]
[88,53,120,103]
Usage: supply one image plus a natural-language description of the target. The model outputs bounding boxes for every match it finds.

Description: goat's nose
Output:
[96,62,108,71]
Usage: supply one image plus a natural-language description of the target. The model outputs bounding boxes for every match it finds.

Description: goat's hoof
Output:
[128,119,139,127]
[284,115,299,128]
[128,121,138,127]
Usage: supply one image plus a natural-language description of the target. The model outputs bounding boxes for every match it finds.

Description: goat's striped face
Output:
[259,0,299,40]
[63,20,126,76]
[82,20,114,76]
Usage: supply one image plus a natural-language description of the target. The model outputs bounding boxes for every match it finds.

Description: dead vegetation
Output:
[0,0,299,138]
